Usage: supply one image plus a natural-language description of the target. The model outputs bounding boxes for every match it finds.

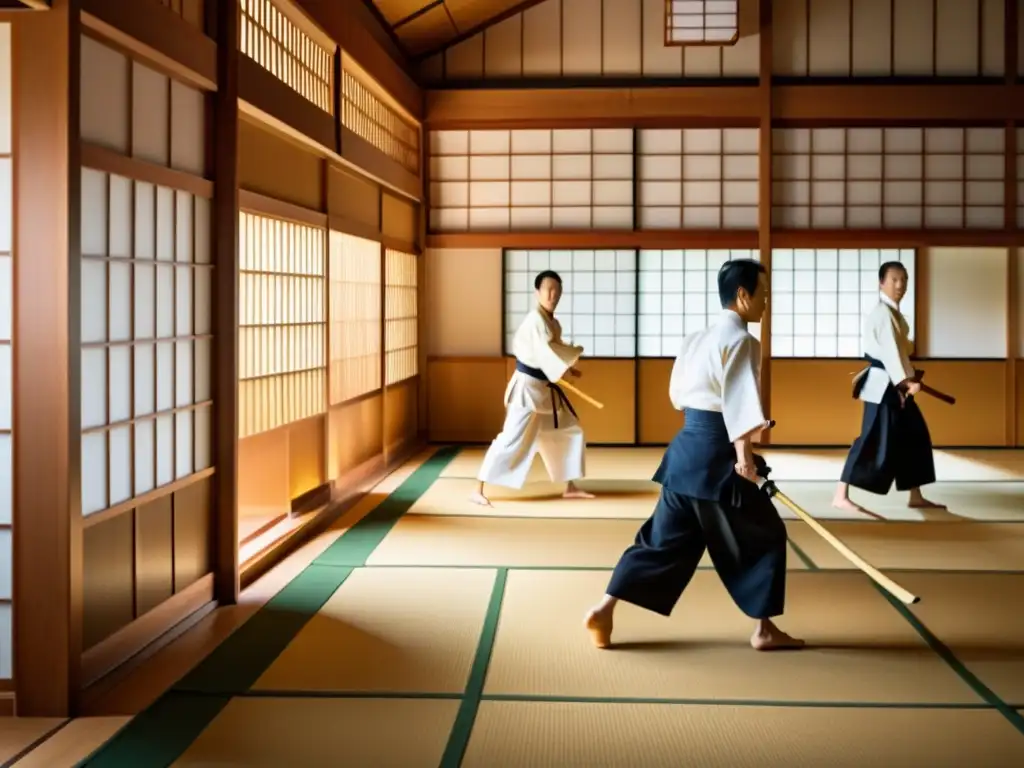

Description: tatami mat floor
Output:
[7,446,1024,766]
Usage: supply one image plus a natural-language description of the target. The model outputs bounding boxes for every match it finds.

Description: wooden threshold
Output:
[80,574,216,690]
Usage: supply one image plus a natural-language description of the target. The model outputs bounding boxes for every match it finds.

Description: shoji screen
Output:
[429,129,634,231]
[238,212,327,438]
[637,128,759,229]
[772,127,1005,229]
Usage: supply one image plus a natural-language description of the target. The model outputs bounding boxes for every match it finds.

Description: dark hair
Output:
[718,259,766,308]
[878,261,907,282]
[534,270,562,290]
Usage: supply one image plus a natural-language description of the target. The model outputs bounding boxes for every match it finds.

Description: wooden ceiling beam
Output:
[424,83,1023,127]
[410,0,550,62]
[392,0,444,30]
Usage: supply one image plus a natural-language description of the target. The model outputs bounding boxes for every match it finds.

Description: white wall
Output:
[923,247,1008,358]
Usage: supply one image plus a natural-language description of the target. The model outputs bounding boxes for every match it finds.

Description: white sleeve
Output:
[877,312,915,386]
[529,315,582,382]
[722,335,766,442]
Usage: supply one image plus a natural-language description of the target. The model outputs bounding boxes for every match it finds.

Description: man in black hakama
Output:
[584,260,803,652]
[833,261,945,515]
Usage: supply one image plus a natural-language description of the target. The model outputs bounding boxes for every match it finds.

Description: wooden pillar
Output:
[213,0,240,604]
[1005,0,1019,447]
[11,0,83,717]
[757,0,773,441]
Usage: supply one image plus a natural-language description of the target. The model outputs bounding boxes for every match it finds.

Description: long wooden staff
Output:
[556,378,604,409]
[757,478,921,605]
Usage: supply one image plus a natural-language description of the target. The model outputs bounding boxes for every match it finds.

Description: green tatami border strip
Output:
[787,537,817,569]
[478,694,1003,710]
[309,562,1024,576]
[163,686,1011,710]
[78,445,462,768]
[794,529,1024,737]
[439,568,507,768]
[876,585,1024,736]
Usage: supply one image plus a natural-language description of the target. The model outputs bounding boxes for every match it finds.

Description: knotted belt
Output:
[851,354,885,399]
[514,360,578,428]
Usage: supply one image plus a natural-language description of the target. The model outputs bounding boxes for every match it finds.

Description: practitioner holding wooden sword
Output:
[833,261,948,516]
[584,259,803,652]
[472,270,596,507]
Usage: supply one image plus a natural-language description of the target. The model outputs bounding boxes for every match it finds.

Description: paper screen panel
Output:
[79,169,214,516]
[771,0,1004,78]
[637,128,758,230]
[504,250,636,358]
[666,0,739,45]
[329,231,381,404]
[429,128,634,232]
[238,211,327,438]
[385,248,419,385]
[239,0,333,114]
[772,127,1005,229]
[342,69,420,174]
[770,248,916,358]
[637,249,760,357]
[81,35,206,177]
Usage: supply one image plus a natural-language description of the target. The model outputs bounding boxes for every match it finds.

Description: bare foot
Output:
[584,609,613,649]
[908,496,946,509]
[831,496,881,519]
[468,491,492,507]
[563,488,595,500]
[750,621,805,651]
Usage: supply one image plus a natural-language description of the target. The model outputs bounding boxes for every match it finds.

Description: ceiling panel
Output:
[373,0,532,58]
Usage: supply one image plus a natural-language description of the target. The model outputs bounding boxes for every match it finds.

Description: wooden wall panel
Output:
[428,356,1013,446]
[154,0,206,33]
[770,359,863,445]
[382,192,417,245]
[422,0,761,82]
[237,429,290,540]
[771,359,1009,446]
[916,361,1009,445]
[328,394,384,479]
[82,513,134,651]
[171,475,212,592]
[637,358,679,444]
[427,358,507,442]
[134,495,174,617]
[385,378,419,454]
[1016,248,1024,358]
[328,166,381,232]
[425,248,502,357]
[1017,360,1024,446]
[238,118,325,211]
[288,415,326,500]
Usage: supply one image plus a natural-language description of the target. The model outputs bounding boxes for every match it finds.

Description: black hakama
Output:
[840,355,936,495]
[605,408,788,619]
